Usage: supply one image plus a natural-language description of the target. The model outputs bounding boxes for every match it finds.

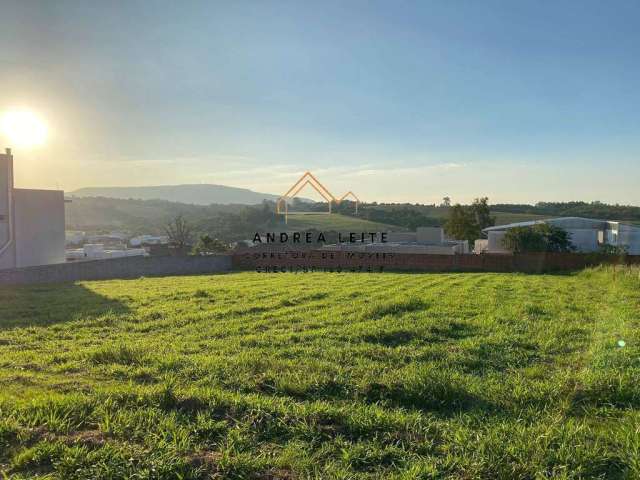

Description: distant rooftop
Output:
[483,217,635,233]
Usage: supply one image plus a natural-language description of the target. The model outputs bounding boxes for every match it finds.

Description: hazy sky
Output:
[1,0,639,204]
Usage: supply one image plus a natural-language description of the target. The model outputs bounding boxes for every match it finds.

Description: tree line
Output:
[492,201,640,222]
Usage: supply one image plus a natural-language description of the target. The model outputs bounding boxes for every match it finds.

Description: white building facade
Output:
[0,148,66,269]
[481,217,640,254]
[66,244,147,261]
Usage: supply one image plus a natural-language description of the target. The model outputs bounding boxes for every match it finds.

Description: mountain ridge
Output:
[70,184,300,205]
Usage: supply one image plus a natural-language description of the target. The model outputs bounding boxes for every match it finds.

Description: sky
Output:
[1,0,639,204]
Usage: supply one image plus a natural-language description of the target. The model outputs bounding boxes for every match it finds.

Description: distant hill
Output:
[70,184,301,205]
[66,196,220,234]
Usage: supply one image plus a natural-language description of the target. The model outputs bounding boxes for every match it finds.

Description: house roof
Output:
[482,217,612,233]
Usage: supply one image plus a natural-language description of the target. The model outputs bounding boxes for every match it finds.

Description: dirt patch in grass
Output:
[28,427,107,447]
[258,467,297,479]
[66,429,107,447]
[186,450,223,472]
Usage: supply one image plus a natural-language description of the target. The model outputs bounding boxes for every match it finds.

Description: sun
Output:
[0,110,48,148]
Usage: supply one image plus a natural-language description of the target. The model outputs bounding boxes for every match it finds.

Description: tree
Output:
[444,204,478,244]
[191,234,229,255]
[502,224,575,253]
[441,196,451,207]
[502,226,547,253]
[540,224,575,252]
[598,244,629,255]
[444,198,495,244]
[165,215,194,249]
[471,197,495,231]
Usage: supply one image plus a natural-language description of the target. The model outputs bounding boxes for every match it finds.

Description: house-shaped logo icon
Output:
[276,171,359,223]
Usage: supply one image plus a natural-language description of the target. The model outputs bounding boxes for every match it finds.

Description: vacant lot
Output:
[0,268,638,479]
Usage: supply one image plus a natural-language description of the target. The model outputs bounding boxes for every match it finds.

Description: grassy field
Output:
[490,211,553,225]
[283,213,399,232]
[0,268,639,479]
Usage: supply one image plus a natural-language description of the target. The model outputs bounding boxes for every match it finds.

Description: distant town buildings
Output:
[0,148,65,269]
[64,232,169,261]
[129,234,169,247]
[66,244,147,261]
[65,230,85,246]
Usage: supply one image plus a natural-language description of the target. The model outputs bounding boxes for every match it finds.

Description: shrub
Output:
[598,244,629,256]
[503,224,575,253]
[191,234,230,255]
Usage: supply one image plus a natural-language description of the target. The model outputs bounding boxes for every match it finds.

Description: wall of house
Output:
[0,242,15,269]
[13,189,66,267]
[474,239,488,253]
[386,232,417,242]
[618,224,640,255]
[416,227,444,243]
[487,231,509,253]
[566,229,599,252]
[0,149,67,270]
[0,150,15,269]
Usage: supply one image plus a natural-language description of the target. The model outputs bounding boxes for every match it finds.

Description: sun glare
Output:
[0,110,48,148]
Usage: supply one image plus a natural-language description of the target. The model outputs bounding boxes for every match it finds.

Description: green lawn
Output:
[491,211,554,225]
[283,213,399,232]
[0,268,639,479]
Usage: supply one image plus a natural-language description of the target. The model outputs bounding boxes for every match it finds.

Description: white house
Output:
[66,244,147,261]
[0,148,66,269]
[480,217,640,254]
[129,234,169,247]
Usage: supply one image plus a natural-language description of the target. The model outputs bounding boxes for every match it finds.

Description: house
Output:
[129,234,169,247]
[65,230,86,246]
[86,233,128,247]
[66,243,147,261]
[0,148,65,269]
[480,217,640,254]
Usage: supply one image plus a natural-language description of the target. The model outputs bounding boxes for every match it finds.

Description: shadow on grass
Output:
[272,370,495,417]
[361,329,415,347]
[569,373,640,413]
[361,378,495,415]
[428,321,478,340]
[362,322,478,347]
[0,283,130,330]
[385,269,577,276]
[459,339,542,374]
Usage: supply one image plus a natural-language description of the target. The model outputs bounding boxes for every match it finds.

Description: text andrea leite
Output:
[253,232,388,243]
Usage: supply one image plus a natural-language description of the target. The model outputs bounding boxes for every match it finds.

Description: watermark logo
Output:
[276,171,359,223]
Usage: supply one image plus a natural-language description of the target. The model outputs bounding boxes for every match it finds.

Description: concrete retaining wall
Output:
[232,250,640,273]
[2,251,638,286]
[0,255,232,285]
